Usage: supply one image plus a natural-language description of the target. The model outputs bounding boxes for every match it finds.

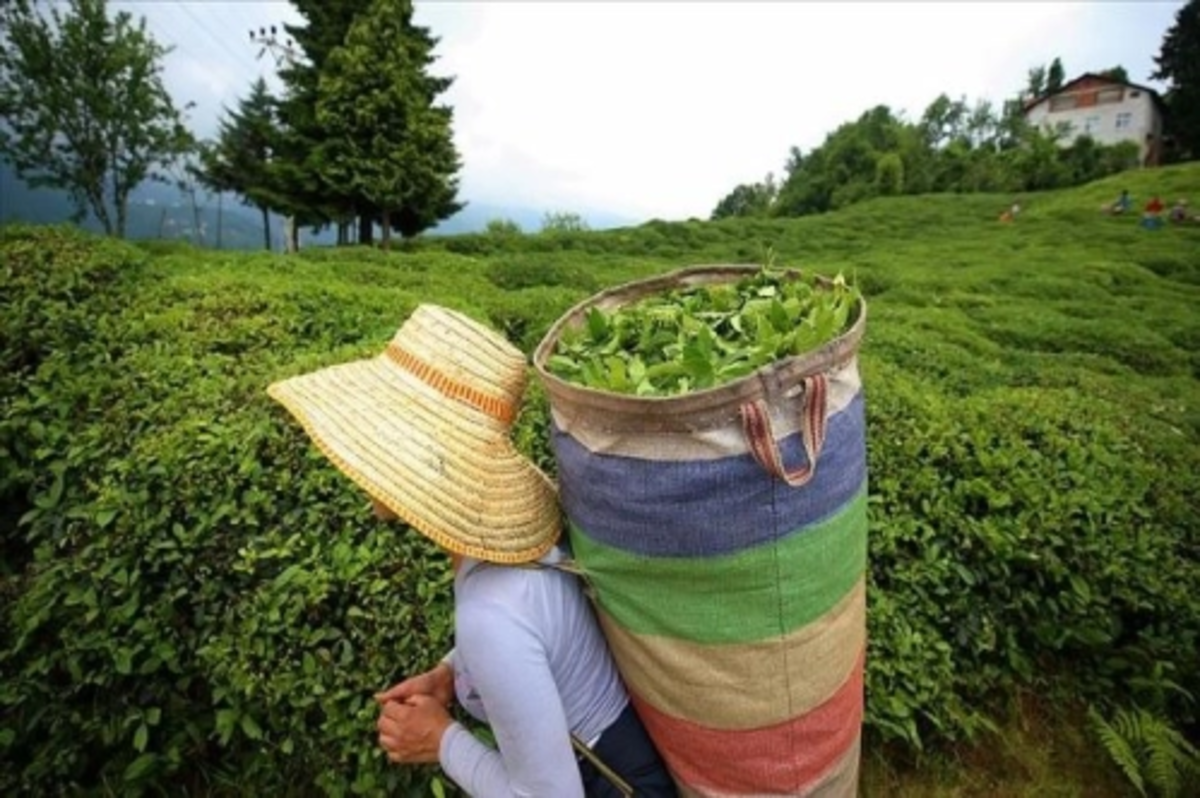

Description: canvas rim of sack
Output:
[532,264,868,432]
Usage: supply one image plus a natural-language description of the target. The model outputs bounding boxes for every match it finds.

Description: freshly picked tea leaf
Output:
[547,266,861,396]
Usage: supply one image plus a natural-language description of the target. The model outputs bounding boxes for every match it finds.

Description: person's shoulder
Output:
[456,573,523,633]
[458,558,578,621]
[461,560,539,589]
[457,561,543,611]
[454,573,546,658]
[461,549,570,587]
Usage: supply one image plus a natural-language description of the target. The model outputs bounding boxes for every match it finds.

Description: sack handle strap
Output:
[739,374,828,487]
[571,733,635,797]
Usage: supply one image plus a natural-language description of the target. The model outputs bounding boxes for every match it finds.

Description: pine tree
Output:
[1047,57,1066,93]
[0,0,193,238]
[314,0,462,248]
[198,77,281,250]
[1151,0,1200,160]
[276,1,369,243]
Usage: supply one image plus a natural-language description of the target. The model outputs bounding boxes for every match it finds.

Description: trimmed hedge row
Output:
[1,228,461,794]
[863,358,1199,746]
[1,224,1197,795]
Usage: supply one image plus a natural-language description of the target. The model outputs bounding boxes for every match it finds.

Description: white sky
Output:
[114,1,1183,222]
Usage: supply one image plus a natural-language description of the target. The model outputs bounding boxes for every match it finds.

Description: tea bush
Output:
[0,226,144,524]
[1,228,462,794]
[2,163,1199,793]
[864,360,1199,747]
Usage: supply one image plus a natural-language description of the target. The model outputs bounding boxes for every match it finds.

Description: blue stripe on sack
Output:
[554,391,867,558]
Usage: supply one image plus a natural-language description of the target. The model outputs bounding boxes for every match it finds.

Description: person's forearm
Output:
[441,722,509,797]
[440,723,584,798]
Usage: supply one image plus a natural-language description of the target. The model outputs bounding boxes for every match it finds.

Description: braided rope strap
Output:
[739,374,829,487]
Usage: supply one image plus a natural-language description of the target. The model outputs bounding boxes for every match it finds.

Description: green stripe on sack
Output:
[569,487,869,645]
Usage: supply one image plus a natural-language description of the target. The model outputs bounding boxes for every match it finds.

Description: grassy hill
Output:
[2,163,1198,795]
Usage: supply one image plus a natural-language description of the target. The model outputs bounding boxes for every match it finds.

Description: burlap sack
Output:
[533,265,869,797]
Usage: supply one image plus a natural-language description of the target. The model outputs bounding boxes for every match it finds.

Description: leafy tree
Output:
[1099,65,1130,84]
[198,77,282,250]
[997,97,1031,150]
[711,174,777,219]
[775,105,907,214]
[0,0,193,238]
[965,100,999,149]
[1012,125,1069,191]
[773,146,830,217]
[725,59,1139,219]
[1026,65,1048,100]
[920,94,968,149]
[874,153,904,196]
[541,212,589,232]
[315,0,462,248]
[485,218,523,236]
[1025,58,1066,101]
[1062,135,1103,185]
[1099,141,1141,174]
[1151,0,1200,160]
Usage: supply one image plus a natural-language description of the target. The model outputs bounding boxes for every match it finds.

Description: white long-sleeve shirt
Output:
[438,547,628,798]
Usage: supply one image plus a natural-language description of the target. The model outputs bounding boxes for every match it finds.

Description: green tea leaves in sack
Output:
[547,268,860,396]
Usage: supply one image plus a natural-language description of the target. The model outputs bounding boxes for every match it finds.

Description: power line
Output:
[174,1,262,77]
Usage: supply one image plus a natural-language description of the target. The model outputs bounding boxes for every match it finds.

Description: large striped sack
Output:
[533,265,868,797]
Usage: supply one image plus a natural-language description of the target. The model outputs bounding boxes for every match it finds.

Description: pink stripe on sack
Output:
[632,648,864,795]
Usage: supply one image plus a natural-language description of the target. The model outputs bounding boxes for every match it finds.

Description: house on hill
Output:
[1023,73,1165,166]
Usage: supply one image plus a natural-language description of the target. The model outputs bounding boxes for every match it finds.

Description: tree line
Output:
[0,0,461,250]
[713,1,1200,220]
[4,0,1196,243]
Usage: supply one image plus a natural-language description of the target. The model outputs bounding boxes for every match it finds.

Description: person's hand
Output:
[377,694,454,764]
[374,662,454,708]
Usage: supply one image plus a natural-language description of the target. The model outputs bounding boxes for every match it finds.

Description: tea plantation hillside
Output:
[2,163,1198,795]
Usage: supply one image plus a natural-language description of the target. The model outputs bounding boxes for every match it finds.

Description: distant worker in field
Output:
[1169,198,1191,224]
[1108,189,1132,215]
[1142,195,1165,230]
[999,201,1021,223]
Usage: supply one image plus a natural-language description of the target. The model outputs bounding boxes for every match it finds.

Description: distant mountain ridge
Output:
[0,162,640,248]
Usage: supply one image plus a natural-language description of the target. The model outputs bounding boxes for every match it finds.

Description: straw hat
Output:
[267,304,561,564]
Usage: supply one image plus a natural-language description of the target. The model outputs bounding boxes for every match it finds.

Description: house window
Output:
[1049,94,1077,112]
[1116,112,1133,130]
[1083,115,1102,134]
[1097,87,1124,104]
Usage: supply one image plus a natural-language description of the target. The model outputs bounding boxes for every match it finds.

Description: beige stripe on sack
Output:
[600,579,866,730]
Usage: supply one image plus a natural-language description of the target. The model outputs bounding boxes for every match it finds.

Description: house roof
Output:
[1023,72,1166,114]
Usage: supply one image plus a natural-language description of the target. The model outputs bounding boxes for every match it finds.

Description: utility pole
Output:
[249,25,302,253]
[250,25,301,70]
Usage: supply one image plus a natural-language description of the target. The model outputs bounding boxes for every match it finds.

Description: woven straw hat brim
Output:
[267,354,561,564]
